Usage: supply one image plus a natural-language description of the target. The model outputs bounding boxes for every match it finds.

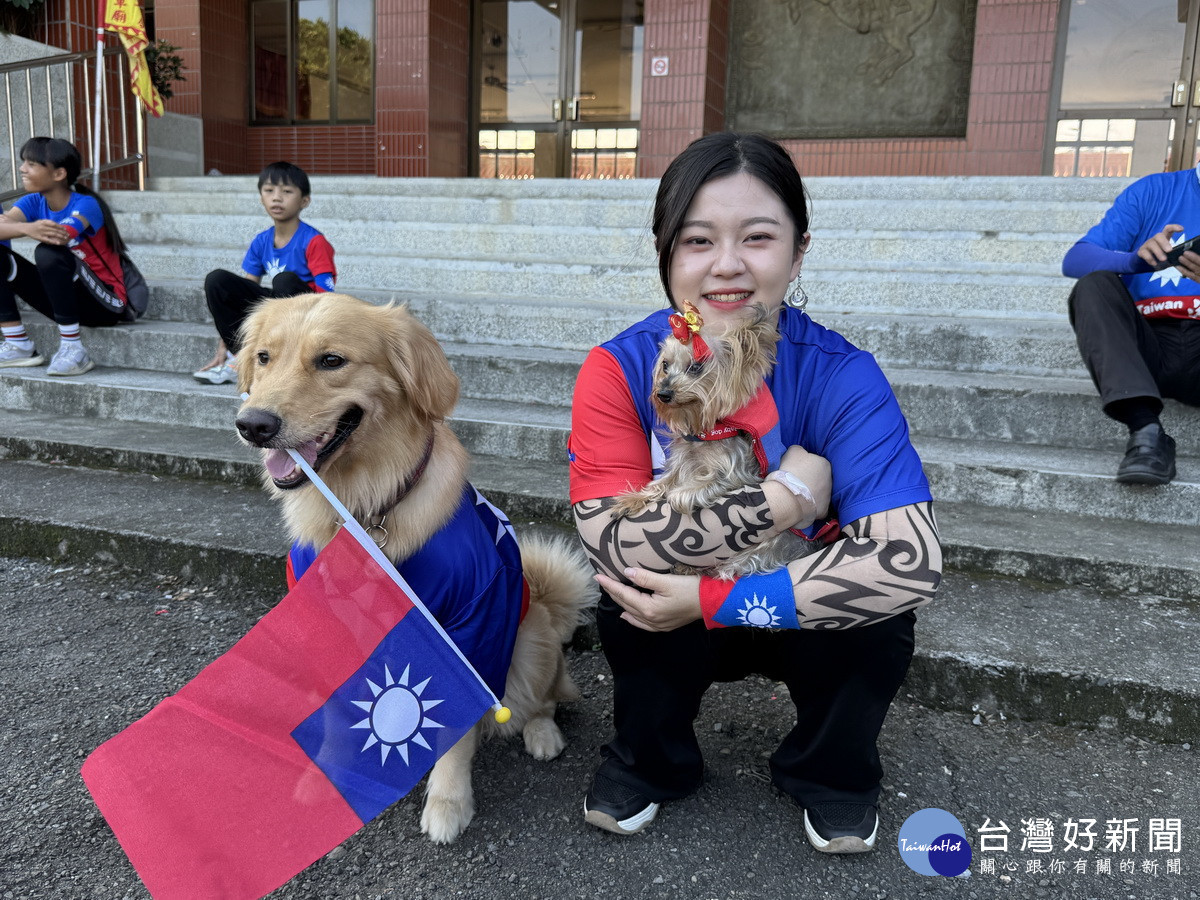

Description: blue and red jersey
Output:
[286,484,525,696]
[14,190,126,303]
[568,306,931,534]
[243,221,337,292]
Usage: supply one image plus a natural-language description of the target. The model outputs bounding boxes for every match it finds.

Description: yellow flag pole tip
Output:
[494,706,512,724]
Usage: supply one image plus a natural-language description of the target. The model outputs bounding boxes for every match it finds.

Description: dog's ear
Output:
[381,305,460,420]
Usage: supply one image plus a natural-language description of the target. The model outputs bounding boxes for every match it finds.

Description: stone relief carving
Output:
[728,0,976,140]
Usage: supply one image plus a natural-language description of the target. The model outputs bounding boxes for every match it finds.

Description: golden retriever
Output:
[233,292,596,844]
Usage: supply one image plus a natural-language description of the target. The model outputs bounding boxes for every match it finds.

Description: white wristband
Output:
[765,470,815,506]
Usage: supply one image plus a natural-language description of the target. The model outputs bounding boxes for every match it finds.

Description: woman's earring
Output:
[785,274,809,311]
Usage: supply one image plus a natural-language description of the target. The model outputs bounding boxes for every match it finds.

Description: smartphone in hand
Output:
[1163,234,1200,267]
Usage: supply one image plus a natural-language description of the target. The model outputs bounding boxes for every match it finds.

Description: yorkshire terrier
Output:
[611,303,812,579]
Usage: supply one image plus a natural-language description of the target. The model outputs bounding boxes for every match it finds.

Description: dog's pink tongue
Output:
[264,442,319,480]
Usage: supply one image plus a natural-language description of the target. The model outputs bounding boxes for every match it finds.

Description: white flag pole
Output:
[93,6,105,191]
[285,448,511,723]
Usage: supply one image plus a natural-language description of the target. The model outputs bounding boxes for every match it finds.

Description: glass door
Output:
[1051,0,1200,176]
[475,0,643,178]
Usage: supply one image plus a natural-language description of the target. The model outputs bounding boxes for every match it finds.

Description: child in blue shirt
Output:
[0,137,132,376]
[193,161,337,384]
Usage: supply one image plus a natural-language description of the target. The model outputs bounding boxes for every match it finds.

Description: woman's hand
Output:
[596,567,702,632]
[26,219,70,245]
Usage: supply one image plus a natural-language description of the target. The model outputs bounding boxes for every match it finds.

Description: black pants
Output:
[595,591,916,808]
[1068,271,1200,419]
[204,269,309,352]
[0,243,125,327]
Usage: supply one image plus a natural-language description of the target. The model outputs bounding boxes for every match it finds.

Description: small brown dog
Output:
[611,304,810,578]
[234,292,596,843]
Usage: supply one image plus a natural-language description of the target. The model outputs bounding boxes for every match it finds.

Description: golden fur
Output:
[235,292,596,844]
[611,307,810,578]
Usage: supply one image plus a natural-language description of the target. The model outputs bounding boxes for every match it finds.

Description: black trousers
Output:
[204,269,309,352]
[595,591,916,808]
[1068,271,1200,419]
[0,243,125,327]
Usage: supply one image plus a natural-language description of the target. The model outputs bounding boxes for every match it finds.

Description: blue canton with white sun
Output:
[737,593,783,628]
[291,611,496,823]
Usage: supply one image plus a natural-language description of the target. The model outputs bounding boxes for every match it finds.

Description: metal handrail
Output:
[0,44,146,200]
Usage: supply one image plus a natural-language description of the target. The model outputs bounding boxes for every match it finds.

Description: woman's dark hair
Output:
[258,160,311,197]
[652,132,810,306]
[20,136,126,254]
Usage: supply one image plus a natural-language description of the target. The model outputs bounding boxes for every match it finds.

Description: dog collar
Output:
[360,429,436,548]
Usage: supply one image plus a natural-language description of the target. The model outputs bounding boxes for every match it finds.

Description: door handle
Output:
[567,96,579,121]
[552,98,564,121]
[1173,81,1189,107]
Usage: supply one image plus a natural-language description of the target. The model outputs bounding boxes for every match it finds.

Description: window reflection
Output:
[252,0,373,125]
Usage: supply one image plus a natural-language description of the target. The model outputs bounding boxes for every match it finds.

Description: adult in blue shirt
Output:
[1062,168,1200,485]
[569,133,941,854]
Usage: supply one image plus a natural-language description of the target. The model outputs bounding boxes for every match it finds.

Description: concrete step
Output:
[0,450,1195,743]
[29,306,1091,381]
[3,390,1198,551]
[20,321,1199,457]
[117,213,657,267]
[121,247,1072,319]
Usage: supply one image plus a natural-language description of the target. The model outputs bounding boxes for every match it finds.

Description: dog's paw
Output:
[523,716,566,760]
[420,793,475,844]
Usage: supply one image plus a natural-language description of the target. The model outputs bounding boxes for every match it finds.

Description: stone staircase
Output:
[2,175,1197,744]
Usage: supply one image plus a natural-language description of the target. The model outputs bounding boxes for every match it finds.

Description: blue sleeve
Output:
[13,194,41,220]
[242,231,267,277]
[1062,240,1151,278]
[810,353,931,527]
[63,194,103,234]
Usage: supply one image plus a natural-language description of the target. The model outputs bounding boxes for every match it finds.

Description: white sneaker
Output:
[0,340,44,367]
[192,362,237,384]
[46,342,95,376]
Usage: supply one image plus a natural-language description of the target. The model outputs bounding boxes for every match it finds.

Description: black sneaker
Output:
[1115,423,1176,485]
[583,769,660,835]
[804,802,879,853]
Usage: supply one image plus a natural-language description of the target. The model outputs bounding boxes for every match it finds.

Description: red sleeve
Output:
[568,347,654,504]
[305,234,337,290]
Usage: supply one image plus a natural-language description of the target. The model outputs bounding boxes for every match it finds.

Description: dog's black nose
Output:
[236,408,282,446]
[656,389,674,403]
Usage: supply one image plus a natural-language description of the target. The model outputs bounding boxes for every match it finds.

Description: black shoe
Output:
[583,769,660,835]
[1115,423,1176,485]
[804,802,878,853]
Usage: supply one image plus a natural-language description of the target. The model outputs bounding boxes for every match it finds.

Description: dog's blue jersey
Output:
[587,306,932,531]
[287,484,526,696]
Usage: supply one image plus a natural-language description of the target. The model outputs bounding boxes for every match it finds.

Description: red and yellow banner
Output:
[102,0,163,117]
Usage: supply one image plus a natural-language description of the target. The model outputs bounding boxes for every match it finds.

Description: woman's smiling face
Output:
[667,171,807,330]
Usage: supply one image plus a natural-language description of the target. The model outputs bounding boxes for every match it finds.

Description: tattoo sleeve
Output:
[787,500,942,630]
[573,486,777,581]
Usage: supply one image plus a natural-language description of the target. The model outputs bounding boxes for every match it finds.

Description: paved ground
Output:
[1,555,1196,900]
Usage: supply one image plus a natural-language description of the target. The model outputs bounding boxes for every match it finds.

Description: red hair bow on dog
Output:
[668,301,711,361]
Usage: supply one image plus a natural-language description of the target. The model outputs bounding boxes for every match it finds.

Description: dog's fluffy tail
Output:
[520,532,598,643]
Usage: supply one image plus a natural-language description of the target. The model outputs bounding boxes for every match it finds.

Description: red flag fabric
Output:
[81,527,495,899]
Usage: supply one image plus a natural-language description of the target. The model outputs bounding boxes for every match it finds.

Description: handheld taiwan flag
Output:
[81,453,502,899]
[101,0,164,116]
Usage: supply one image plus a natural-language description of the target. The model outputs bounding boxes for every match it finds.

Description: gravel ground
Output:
[1,556,1196,900]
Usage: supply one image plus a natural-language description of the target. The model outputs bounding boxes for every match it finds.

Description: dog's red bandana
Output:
[687,380,780,477]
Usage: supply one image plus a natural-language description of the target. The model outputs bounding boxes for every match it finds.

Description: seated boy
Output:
[193,161,336,384]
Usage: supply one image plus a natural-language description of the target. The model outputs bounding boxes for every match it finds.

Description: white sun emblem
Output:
[736,593,782,628]
[1149,234,1188,288]
[351,663,445,765]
